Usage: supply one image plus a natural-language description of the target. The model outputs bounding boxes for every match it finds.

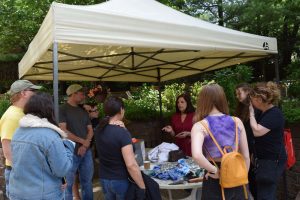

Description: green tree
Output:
[225,0,300,77]
[0,0,105,58]
[158,0,300,79]
[213,65,253,112]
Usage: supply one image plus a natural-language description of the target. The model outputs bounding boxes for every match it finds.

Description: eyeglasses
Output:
[88,109,98,113]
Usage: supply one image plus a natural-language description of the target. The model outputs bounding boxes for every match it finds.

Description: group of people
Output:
[163,82,286,200]
[0,79,286,200]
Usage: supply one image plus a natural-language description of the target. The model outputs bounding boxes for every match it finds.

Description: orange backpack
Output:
[200,117,248,200]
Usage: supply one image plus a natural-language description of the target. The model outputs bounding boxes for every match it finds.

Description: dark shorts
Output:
[201,176,246,200]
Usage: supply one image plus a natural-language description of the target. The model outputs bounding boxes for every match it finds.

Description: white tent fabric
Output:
[19,0,277,82]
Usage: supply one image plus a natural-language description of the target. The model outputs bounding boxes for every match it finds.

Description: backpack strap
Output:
[232,117,239,152]
[200,120,224,156]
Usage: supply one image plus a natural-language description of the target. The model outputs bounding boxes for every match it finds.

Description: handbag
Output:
[284,129,296,169]
[168,149,186,162]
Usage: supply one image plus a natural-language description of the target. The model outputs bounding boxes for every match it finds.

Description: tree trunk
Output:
[217,0,224,26]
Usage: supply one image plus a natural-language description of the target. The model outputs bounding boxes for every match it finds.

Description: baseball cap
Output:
[66,84,83,96]
[7,80,42,95]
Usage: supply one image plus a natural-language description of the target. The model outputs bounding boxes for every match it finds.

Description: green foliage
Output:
[0,94,10,118]
[213,65,253,112]
[285,60,300,98]
[123,80,216,120]
[282,99,300,124]
[161,83,185,112]
[124,84,160,120]
[189,80,215,105]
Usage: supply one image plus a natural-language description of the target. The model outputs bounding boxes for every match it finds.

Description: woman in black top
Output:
[249,82,287,200]
[235,83,257,199]
[95,97,145,200]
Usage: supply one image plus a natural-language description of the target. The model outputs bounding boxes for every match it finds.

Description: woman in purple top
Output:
[191,84,250,200]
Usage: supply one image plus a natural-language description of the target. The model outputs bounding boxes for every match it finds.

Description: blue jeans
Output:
[65,149,94,200]
[100,179,129,200]
[255,159,286,200]
[4,168,11,198]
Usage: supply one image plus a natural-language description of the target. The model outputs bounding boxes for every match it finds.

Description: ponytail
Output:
[96,116,110,133]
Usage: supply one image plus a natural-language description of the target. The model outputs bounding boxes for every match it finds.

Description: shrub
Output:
[282,98,300,124]
[190,80,215,105]
[162,83,185,112]
[0,94,10,117]
[124,84,160,120]
[285,60,300,98]
[213,65,253,113]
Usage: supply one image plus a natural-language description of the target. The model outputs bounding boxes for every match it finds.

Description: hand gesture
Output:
[82,139,91,148]
[175,131,190,138]
[77,146,87,157]
[162,125,175,136]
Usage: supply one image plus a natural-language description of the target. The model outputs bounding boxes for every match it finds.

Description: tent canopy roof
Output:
[19,0,277,82]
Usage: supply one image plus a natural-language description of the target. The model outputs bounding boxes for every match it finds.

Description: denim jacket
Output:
[9,114,74,200]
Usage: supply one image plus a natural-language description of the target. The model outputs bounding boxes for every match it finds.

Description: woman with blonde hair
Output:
[249,82,287,199]
[191,83,250,200]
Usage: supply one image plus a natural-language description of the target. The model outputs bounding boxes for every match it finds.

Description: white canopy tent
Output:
[18,0,278,119]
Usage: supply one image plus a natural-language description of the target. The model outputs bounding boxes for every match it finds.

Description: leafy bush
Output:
[282,98,300,124]
[161,83,185,112]
[285,60,300,98]
[190,80,215,105]
[0,94,10,117]
[213,65,253,112]
[124,84,160,120]
[84,65,254,121]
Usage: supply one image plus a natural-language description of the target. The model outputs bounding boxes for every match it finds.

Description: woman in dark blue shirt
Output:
[95,96,145,200]
[249,82,287,200]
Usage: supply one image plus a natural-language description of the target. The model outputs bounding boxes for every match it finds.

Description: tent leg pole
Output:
[157,68,163,145]
[274,55,280,83]
[158,84,163,121]
[53,42,59,123]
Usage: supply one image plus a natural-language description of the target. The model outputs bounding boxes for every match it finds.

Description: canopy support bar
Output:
[157,67,162,119]
[157,67,163,144]
[274,55,280,83]
[53,42,59,123]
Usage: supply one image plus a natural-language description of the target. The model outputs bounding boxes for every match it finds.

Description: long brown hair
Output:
[175,93,195,114]
[194,83,229,122]
[235,83,252,122]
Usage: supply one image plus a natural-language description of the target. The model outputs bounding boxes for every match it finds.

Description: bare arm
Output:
[1,139,12,164]
[236,118,250,170]
[59,122,85,145]
[59,123,94,148]
[191,122,218,174]
[122,144,145,189]
[249,104,270,137]
[84,125,94,147]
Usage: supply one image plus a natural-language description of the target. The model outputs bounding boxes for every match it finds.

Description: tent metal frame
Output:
[49,43,277,122]
[25,47,268,81]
